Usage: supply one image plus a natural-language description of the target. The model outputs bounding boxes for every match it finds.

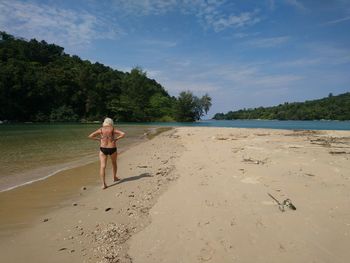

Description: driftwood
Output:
[268,193,296,212]
[329,151,348,155]
[243,157,267,165]
[310,136,350,148]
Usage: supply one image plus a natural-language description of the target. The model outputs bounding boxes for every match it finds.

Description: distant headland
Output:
[214,92,350,121]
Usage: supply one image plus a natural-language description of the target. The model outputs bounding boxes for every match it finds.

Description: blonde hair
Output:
[102,117,114,127]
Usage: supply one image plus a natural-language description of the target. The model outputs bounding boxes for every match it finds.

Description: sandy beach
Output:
[1,127,350,263]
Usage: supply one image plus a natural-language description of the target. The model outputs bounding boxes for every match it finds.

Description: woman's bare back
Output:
[99,126,117,148]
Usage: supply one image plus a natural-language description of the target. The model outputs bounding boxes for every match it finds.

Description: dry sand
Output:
[1,127,350,263]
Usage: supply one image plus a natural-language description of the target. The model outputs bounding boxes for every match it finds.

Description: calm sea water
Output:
[127,119,350,131]
[0,120,349,192]
[0,123,151,192]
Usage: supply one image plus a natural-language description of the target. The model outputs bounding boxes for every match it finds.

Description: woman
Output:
[88,117,125,189]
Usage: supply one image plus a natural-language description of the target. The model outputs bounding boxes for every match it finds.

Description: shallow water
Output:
[0,123,151,191]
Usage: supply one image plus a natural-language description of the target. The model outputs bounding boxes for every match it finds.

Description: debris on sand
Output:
[284,130,320,137]
[254,133,270,136]
[92,223,132,263]
[305,173,315,177]
[329,151,348,155]
[310,136,350,148]
[267,193,297,212]
[216,137,229,140]
[243,157,267,165]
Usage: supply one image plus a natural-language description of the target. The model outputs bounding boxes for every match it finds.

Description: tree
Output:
[174,91,212,122]
[200,93,212,115]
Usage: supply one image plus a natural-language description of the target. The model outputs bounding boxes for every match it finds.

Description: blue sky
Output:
[1,0,350,117]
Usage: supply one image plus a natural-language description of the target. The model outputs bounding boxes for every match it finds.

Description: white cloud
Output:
[193,2,261,32]
[206,63,303,88]
[113,0,178,15]
[142,39,177,48]
[276,43,350,68]
[145,69,163,79]
[252,74,303,86]
[268,0,275,11]
[164,58,191,67]
[278,58,322,67]
[284,0,305,11]
[150,57,304,100]
[208,10,261,32]
[137,58,307,115]
[0,1,120,49]
[310,44,350,65]
[247,36,290,48]
[110,0,262,32]
[163,80,219,95]
[322,16,350,26]
[233,32,251,39]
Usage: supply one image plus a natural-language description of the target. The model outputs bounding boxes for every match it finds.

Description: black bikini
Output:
[100,127,117,155]
[100,147,117,155]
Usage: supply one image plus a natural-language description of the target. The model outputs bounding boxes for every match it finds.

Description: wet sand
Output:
[1,127,350,263]
[0,161,99,238]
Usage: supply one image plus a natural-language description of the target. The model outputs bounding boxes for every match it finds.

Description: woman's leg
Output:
[110,151,119,181]
[99,151,108,189]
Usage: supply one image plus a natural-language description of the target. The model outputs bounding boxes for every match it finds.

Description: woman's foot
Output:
[102,184,108,189]
[113,177,120,182]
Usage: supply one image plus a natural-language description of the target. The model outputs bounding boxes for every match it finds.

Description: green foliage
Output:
[0,32,212,122]
[156,115,176,122]
[213,92,350,121]
[201,93,212,115]
[174,91,212,122]
[49,105,79,122]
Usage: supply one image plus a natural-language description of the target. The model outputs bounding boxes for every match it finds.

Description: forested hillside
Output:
[0,32,211,122]
[214,92,350,121]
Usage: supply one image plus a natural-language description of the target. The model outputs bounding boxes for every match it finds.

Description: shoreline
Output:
[0,156,96,193]
[1,127,350,262]
[0,127,183,262]
[0,127,171,237]
[0,124,167,193]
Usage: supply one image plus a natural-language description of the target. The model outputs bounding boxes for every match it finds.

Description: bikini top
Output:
[100,127,115,141]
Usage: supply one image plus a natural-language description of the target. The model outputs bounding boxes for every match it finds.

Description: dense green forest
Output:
[214,92,350,121]
[0,32,211,122]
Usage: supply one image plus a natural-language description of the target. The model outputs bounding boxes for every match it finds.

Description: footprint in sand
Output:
[198,243,215,262]
[241,177,260,184]
[204,200,215,207]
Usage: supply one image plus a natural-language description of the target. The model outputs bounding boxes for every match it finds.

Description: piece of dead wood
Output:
[268,193,297,212]
[243,157,266,165]
[329,151,348,155]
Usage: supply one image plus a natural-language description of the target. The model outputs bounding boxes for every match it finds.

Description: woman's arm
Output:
[88,129,101,141]
[114,129,126,141]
